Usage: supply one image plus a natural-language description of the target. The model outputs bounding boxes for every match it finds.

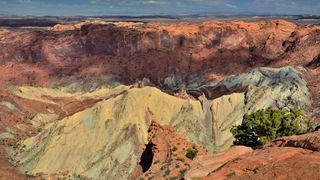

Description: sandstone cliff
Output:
[0,20,319,179]
[0,20,319,88]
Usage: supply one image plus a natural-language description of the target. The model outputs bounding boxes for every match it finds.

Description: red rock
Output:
[0,20,319,89]
[192,131,320,179]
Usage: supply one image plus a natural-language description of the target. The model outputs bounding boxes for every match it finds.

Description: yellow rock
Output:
[16,87,210,179]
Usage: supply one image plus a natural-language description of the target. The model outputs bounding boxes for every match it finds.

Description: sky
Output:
[0,0,319,16]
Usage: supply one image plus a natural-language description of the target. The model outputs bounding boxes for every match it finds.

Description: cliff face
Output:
[0,20,319,179]
[0,20,319,88]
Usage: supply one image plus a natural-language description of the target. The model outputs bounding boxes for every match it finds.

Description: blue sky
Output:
[0,0,319,16]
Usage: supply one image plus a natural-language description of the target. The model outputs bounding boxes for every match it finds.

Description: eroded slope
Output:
[0,66,309,179]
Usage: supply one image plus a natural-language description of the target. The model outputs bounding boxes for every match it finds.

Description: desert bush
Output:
[175,163,180,168]
[249,45,257,52]
[231,108,316,147]
[172,146,178,152]
[176,157,185,162]
[179,168,187,175]
[185,148,197,160]
[163,169,170,177]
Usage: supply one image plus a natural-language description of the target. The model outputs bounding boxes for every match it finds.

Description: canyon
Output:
[0,19,319,179]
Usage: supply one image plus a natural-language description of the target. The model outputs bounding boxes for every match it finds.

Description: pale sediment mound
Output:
[6,65,311,179]
[13,87,206,179]
[11,86,244,179]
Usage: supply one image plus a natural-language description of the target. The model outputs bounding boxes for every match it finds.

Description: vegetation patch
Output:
[175,163,180,168]
[185,148,198,160]
[172,146,178,152]
[249,45,257,52]
[231,108,316,146]
[163,169,170,177]
[176,157,185,162]
[179,168,187,176]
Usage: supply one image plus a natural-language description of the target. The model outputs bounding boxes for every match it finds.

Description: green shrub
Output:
[175,163,180,168]
[176,157,185,162]
[172,146,178,152]
[231,108,316,147]
[163,169,170,177]
[185,149,197,160]
[179,168,187,175]
[249,45,257,52]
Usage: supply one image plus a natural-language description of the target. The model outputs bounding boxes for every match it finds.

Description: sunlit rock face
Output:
[187,131,320,180]
[8,65,310,179]
[0,19,319,179]
[0,20,319,87]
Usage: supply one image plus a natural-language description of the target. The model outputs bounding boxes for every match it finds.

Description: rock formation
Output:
[0,65,309,179]
[187,131,320,179]
[0,19,319,179]
[0,20,319,88]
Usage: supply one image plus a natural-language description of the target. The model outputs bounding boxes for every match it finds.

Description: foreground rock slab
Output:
[185,146,252,179]
[188,131,320,179]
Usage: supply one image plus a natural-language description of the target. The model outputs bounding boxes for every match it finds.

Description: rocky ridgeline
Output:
[0,20,319,179]
[2,66,309,179]
[0,20,319,87]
